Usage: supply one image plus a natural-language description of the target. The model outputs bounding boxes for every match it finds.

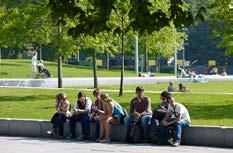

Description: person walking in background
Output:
[69,92,92,140]
[47,93,70,139]
[31,52,37,78]
[124,86,152,142]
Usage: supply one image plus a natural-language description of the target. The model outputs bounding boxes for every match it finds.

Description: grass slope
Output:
[0,87,233,126]
[0,59,172,78]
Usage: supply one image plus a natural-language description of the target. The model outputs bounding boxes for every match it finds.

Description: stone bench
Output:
[0,118,232,148]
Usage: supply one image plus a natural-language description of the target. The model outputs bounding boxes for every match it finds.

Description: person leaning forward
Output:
[124,86,152,142]
[69,91,92,140]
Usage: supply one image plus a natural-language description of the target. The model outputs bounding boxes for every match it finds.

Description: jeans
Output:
[51,112,67,136]
[175,119,190,141]
[95,120,100,139]
[70,114,90,138]
[159,119,190,141]
[124,115,152,141]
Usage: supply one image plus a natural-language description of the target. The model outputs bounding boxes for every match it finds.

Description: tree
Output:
[47,0,204,95]
[208,0,233,56]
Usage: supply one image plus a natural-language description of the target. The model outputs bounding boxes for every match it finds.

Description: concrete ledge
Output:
[0,118,232,148]
[1,76,233,87]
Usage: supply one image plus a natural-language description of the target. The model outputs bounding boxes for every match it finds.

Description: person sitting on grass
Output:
[178,83,190,92]
[47,93,71,139]
[159,96,191,147]
[167,82,176,92]
[69,91,92,140]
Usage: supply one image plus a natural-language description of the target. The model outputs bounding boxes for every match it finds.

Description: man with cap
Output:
[124,86,152,142]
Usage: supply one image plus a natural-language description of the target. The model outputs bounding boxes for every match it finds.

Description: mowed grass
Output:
[0,87,233,126]
[99,81,233,93]
[0,59,172,78]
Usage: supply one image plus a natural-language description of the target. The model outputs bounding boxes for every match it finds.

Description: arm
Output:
[141,97,152,116]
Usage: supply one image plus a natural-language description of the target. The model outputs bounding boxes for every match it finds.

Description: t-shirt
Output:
[168,102,191,123]
[74,97,92,114]
[130,96,152,114]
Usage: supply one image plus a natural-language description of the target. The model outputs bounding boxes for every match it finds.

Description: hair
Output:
[77,91,86,99]
[160,91,171,98]
[93,88,101,96]
[136,86,144,92]
[56,93,67,101]
[100,92,112,103]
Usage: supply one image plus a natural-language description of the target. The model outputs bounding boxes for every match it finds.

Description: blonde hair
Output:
[100,92,112,103]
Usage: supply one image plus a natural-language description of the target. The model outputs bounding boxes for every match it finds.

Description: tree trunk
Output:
[119,12,124,96]
[106,51,109,70]
[57,21,62,88]
[93,50,98,88]
[143,43,147,72]
[58,56,62,88]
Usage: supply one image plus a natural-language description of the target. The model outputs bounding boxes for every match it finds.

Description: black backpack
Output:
[125,124,143,143]
[152,105,168,122]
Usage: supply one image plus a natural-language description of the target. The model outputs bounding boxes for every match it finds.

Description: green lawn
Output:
[0,59,172,78]
[99,81,233,93]
[0,87,233,126]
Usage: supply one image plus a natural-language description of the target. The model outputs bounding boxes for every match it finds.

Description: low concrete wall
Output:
[0,118,232,148]
[1,76,233,87]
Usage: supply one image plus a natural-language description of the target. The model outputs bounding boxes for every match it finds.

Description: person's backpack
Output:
[150,119,159,143]
[125,124,143,143]
[152,106,168,122]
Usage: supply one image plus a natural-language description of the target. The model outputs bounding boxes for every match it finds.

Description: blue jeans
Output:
[70,114,90,138]
[175,119,190,141]
[159,119,190,141]
[124,115,152,141]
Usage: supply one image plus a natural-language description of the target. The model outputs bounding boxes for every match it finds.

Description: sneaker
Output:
[58,136,64,139]
[95,138,101,142]
[99,138,110,143]
[46,130,55,136]
[171,141,180,147]
[167,138,174,145]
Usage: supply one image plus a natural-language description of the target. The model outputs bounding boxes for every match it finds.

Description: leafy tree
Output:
[48,0,204,95]
[208,0,233,56]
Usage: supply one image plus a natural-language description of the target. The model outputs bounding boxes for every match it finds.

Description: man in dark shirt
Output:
[125,86,152,142]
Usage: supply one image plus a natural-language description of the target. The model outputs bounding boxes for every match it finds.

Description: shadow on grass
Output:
[0,95,54,102]
[1,63,23,66]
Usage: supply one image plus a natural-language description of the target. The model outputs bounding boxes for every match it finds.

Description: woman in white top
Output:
[31,52,37,78]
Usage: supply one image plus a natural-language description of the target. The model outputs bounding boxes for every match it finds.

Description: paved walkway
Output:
[0,136,232,153]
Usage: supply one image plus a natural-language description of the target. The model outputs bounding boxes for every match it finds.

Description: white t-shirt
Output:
[168,102,191,123]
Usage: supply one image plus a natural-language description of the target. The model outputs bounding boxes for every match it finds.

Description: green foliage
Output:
[208,0,233,55]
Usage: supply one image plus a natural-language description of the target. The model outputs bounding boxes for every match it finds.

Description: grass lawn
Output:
[99,81,233,93]
[0,86,233,126]
[0,59,172,78]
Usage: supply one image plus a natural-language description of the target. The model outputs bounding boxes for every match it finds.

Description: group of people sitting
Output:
[168,82,190,92]
[47,86,191,147]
